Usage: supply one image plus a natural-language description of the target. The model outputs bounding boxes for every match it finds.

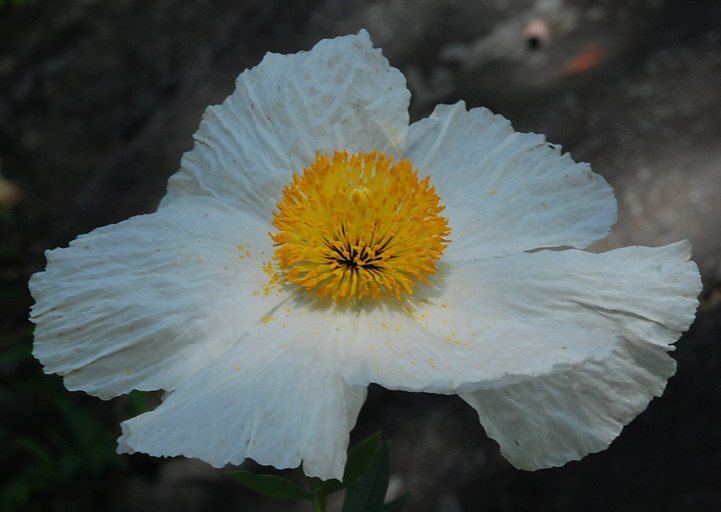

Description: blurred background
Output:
[1,0,720,510]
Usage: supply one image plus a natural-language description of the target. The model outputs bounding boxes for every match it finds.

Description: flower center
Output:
[271,150,450,301]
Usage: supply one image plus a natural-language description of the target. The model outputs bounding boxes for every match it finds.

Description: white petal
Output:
[339,303,615,394]
[118,336,367,481]
[30,195,287,399]
[340,241,699,393]
[403,102,617,259]
[165,30,410,222]
[455,242,700,469]
[460,339,675,470]
[249,295,613,396]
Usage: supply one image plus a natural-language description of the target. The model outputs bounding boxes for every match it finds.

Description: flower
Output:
[29,31,701,481]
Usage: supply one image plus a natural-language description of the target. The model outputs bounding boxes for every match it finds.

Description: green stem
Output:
[310,479,327,512]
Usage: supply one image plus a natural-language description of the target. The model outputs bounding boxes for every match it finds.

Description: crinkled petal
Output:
[337,241,699,393]
[252,299,613,396]
[403,102,617,259]
[30,195,286,399]
[455,242,700,469]
[340,305,615,394]
[460,338,676,470]
[164,30,410,222]
[118,336,367,481]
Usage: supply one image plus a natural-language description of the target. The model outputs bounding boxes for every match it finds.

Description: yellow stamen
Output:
[271,150,450,301]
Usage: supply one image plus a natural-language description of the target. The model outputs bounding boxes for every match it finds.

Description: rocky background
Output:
[1,0,720,511]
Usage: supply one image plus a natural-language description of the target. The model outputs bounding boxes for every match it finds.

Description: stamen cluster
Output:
[271,151,450,301]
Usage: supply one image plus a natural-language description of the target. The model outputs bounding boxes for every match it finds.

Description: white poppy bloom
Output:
[30,31,701,481]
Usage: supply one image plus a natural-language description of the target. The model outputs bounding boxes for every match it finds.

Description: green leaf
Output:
[317,477,344,495]
[311,431,384,496]
[382,492,411,512]
[227,470,313,500]
[342,442,391,512]
[343,431,383,484]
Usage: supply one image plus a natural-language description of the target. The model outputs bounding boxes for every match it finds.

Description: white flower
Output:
[30,31,701,481]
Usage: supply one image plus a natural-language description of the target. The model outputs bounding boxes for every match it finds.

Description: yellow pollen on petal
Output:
[270,150,450,302]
